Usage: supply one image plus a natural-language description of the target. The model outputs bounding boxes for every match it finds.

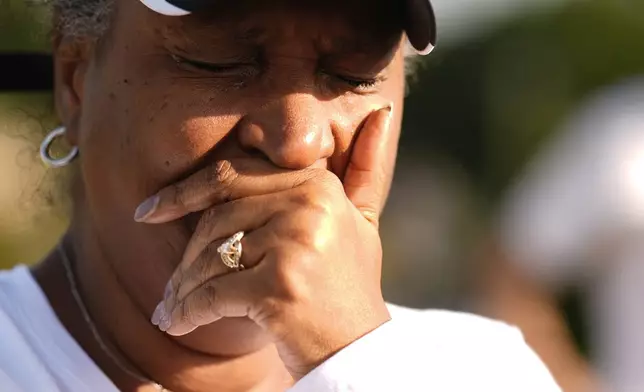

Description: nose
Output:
[237,93,334,170]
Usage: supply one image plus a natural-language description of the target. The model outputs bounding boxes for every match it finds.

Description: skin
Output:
[34,0,408,391]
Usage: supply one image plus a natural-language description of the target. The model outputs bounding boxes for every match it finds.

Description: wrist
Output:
[287,302,391,380]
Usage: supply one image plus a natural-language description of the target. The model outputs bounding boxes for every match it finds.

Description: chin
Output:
[175,317,272,357]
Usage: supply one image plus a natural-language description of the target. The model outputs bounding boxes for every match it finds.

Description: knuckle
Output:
[286,224,317,249]
[272,211,324,250]
[207,160,239,201]
[290,189,314,207]
[291,188,333,217]
[211,160,238,186]
[269,248,314,301]
[169,181,191,209]
[272,211,330,253]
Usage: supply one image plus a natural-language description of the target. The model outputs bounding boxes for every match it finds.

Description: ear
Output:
[53,36,92,147]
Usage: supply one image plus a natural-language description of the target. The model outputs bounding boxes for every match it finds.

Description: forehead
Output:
[121,0,404,52]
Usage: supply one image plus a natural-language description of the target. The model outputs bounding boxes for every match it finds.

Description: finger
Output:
[174,222,283,303]
[163,193,282,306]
[343,105,394,226]
[160,267,266,336]
[181,193,281,269]
[134,159,315,224]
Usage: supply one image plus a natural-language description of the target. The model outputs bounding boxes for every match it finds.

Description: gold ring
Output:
[217,231,245,270]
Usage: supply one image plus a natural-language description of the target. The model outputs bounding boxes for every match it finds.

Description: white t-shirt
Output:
[0,265,560,392]
[498,78,644,391]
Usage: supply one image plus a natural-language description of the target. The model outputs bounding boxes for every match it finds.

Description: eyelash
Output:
[171,54,247,73]
[336,75,381,91]
[172,54,383,92]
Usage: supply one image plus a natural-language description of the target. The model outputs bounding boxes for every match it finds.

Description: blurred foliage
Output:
[0,0,50,52]
[403,0,644,205]
[0,92,64,268]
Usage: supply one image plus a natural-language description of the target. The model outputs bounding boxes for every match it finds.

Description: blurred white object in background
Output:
[498,77,644,392]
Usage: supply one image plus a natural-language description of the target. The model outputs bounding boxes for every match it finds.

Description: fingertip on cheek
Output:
[134,194,160,222]
[384,104,394,128]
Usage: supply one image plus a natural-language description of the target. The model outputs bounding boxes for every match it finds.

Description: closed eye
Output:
[330,72,385,93]
[337,75,380,90]
[171,54,254,75]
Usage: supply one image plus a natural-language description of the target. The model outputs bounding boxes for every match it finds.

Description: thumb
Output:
[343,105,394,226]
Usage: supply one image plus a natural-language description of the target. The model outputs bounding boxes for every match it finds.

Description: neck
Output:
[34,226,292,392]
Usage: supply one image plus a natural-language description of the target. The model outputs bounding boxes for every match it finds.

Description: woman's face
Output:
[56,0,407,351]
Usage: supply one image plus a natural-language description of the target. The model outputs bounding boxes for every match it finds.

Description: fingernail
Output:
[386,103,394,116]
[163,281,173,301]
[384,103,394,127]
[159,309,172,332]
[151,302,164,325]
[134,195,160,222]
[166,322,198,337]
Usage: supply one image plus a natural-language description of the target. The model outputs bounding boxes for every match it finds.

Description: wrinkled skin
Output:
[36,0,409,390]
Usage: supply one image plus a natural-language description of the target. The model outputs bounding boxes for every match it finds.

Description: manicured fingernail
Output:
[166,321,198,337]
[385,103,394,118]
[134,195,160,222]
[384,104,394,129]
[163,281,173,301]
[159,309,172,331]
[151,302,164,325]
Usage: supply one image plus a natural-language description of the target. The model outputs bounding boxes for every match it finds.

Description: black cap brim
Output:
[404,0,437,55]
[141,0,437,54]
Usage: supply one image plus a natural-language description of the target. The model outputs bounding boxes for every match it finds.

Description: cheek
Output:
[329,79,404,174]
[77,72,242,219]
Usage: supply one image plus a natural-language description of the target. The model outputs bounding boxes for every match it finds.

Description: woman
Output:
[0,0,559,391]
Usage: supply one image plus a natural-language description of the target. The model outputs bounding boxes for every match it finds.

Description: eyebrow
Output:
[158,9,268,52]
[163,4,401,58]
[166,25,389,61]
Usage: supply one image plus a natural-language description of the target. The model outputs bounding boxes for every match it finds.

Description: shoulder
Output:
[387,303,524,341]
[385,303,531,353]
[384,304,561,391]
[388,302,511,326]
[0,266,61,391]
[0,266,118,392]
[294,304,560,391]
